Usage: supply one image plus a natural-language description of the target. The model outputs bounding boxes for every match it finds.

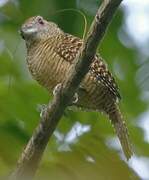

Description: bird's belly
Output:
[27,54,114,111]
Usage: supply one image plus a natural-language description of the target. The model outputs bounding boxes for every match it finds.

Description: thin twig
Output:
[10,0,123,179]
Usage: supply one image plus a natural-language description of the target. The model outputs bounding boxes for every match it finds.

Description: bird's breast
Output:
[27,43,71,92]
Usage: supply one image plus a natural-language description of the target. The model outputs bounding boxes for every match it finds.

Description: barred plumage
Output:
[20,15,133,160]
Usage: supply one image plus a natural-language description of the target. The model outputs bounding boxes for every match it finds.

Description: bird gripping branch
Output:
[20,15,133,160]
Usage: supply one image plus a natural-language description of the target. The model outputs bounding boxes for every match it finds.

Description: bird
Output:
[20,15,133,160]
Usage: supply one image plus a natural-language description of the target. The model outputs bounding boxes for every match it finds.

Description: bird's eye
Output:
[37,17,44,25]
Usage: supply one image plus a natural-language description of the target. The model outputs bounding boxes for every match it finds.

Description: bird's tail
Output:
[106,104,133,160]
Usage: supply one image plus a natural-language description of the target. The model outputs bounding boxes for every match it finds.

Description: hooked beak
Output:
[19,25,37,40]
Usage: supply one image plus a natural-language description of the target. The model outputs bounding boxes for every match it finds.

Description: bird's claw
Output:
[72,92,79,104]
[53,83,62,96]
[53,83,78,105]
[37,104,48,118]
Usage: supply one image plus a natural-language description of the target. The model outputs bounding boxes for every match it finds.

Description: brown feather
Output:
[21,16,133,160]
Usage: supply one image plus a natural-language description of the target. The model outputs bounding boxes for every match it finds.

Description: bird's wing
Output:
[90,54,121,100]
[55,33,121,100]
[55,33,82,63]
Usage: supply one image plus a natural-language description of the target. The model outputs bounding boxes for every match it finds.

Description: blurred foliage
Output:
[0,0,149,179]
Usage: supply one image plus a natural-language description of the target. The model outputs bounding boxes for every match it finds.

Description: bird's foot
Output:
[37,104,48,118]
[71,92,79,104]
[36,84,63,118]
[68,92,79,107]
[53,83,62,96]
[53,83,78,104]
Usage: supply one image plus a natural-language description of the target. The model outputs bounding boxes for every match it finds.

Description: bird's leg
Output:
[37,83,78,117]
[37,84,62,118]
[53,83,78,105]
[53,83,62,96]
[64,93,79,117]
[71,92,79,105]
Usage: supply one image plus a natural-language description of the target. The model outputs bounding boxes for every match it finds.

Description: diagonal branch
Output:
[10,0,123,179]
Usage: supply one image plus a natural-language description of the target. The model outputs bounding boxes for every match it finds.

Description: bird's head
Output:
[20,16,62,44]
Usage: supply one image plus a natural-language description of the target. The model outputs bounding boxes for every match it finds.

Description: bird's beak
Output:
[19,25,37,40]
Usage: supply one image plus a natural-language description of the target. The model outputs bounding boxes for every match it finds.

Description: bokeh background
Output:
[0,0,149,179]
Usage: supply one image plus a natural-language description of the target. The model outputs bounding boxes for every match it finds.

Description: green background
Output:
[0,0,149,179]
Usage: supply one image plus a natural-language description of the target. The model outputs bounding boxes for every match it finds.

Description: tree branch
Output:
[10,0,123,179]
